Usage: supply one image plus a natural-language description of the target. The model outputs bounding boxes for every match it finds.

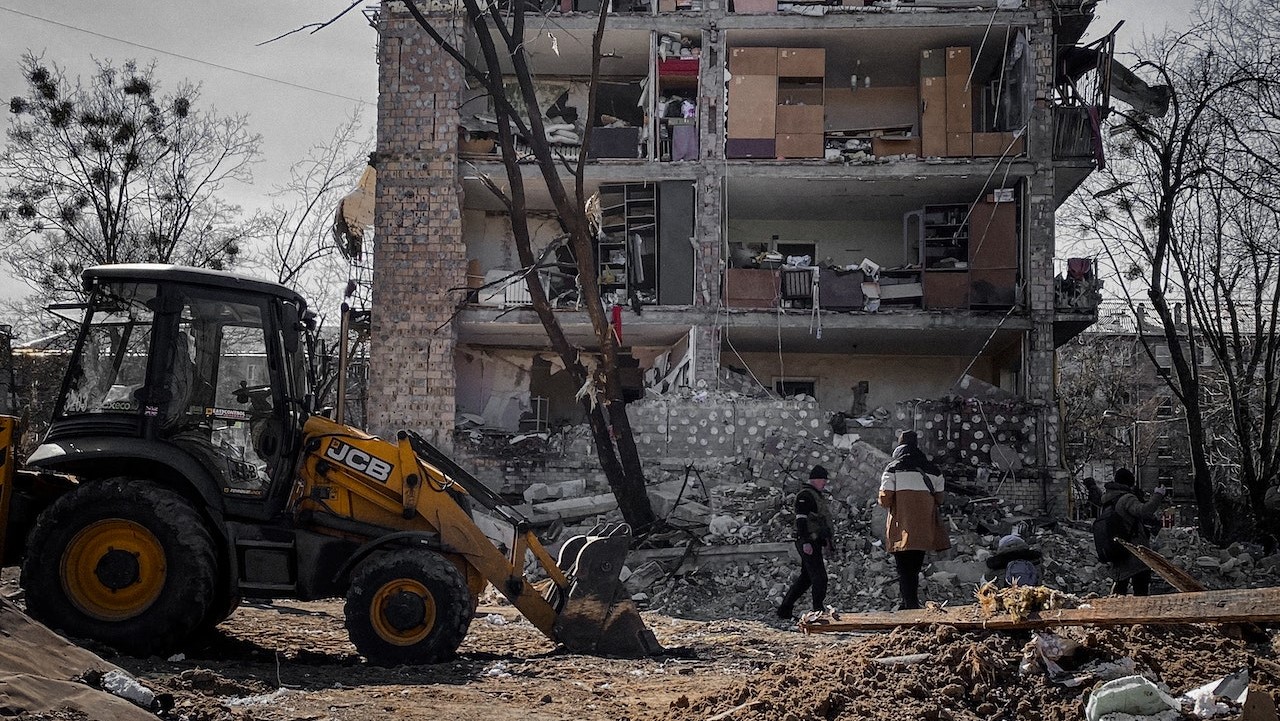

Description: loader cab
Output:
[38,265,312,519]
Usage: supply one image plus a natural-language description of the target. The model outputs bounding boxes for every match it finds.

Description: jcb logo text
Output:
[325,440,393,483]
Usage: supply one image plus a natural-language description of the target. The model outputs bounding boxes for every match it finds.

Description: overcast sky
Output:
[0,0,1195,307]
[0,0,377,304]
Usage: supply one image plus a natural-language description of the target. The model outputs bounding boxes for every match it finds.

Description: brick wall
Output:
[370,7,465,443]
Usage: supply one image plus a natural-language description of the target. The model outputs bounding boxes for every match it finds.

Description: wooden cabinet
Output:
[725,268,779,308]
[924,270,969,309]
[907,198,1019,309]
[968,198,1017,307]
[968,199,1016,269]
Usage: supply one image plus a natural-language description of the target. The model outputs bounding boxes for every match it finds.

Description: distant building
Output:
[1059,301,1212,524]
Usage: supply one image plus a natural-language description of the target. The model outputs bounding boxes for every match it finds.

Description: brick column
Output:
[370,5,465,444]
[690,26,726,385]
[1027,2,1068,511]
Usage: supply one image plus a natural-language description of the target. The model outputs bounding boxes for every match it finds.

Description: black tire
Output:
[20,478,217,655]
[345,549,473,665]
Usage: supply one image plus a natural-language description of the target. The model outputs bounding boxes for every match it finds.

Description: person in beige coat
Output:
[878,430,950,609]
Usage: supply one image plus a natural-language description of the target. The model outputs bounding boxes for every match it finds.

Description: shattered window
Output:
[60,283,156,416]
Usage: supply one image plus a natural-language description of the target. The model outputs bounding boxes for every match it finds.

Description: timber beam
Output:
[799,587,1280,633]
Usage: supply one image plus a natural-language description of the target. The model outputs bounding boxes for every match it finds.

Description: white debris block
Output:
[1085,675,1180,721]
[545,478,587,499]
[523,482,553,503]
[832,433,860,450]
[670,500,713,525]
[624,561,668,593]
[707,514,741,537]
[100,670,155,709]
[530,493,618,522]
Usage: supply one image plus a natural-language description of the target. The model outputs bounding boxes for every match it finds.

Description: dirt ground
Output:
[103,599,816,721]
[75,597,1279,721]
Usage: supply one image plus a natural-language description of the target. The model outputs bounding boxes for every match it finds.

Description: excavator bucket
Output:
[551,523,663,658]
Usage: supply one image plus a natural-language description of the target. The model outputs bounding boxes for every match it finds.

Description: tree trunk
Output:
[400,0,657,533]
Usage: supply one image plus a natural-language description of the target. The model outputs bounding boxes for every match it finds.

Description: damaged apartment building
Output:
[369,0,1133,510]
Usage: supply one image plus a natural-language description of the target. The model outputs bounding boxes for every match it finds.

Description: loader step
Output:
[236,538,298,594]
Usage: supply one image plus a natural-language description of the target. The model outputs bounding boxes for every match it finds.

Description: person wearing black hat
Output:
[879,430,950,610]
[1099,467,1167,595]
[777,465,834,620]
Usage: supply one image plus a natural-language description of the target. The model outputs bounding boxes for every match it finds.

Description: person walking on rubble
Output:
[777,465,835,620]
[879,430,950,610]
[1098,468,1167,596]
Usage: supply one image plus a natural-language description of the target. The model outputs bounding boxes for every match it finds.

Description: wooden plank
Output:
[1119,540,1207,593]
[799,587,1280,633]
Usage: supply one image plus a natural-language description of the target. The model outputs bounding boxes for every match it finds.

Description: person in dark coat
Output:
[777,465,834,619]
[1100,468,1167,596]
[878,430,949,610]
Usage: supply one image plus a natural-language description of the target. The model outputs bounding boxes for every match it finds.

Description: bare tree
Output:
[1058,332,1163,480]
[1,54,261,311]
[1068,0,1280,544]
[394,1,658,532]
[251,110,371,409]
[254,110,368,312]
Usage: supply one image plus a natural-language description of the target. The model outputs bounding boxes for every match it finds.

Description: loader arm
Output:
[292,416,660,657]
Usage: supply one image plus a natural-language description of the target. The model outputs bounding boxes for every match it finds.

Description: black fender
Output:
[332,531,445,588]
[27,437,227,517]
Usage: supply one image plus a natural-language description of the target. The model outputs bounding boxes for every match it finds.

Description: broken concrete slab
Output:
[623,560,669,593]
[523,478,588,504]
[523,482,553,503]
[527,493,618,524]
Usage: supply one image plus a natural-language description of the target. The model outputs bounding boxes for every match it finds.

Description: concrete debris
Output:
[604,451,1280,619]
[628,542,793,574]
[522,478,587,503]
[525,493,618,524]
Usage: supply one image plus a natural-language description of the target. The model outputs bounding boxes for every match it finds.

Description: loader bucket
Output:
[551,523,663,658]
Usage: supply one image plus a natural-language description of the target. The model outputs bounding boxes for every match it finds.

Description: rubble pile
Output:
[621,461,1280,619]
[662,623,1280,721]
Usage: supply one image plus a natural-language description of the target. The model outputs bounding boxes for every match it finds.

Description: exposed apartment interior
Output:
[374,0,1116,454]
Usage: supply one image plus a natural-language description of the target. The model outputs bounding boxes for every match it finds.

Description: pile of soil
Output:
[663,624,1280,721]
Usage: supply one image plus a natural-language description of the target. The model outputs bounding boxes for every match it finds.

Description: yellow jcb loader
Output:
[0,264,659,664]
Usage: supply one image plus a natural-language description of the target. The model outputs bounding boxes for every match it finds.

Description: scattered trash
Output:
[483,662,512,678]
[483,613,508,626]
[100,669,155,709]
[1085,675,1180,721]
[1182,668,1249,719]
[166,653,186,662]
[1018,631,1079,677]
